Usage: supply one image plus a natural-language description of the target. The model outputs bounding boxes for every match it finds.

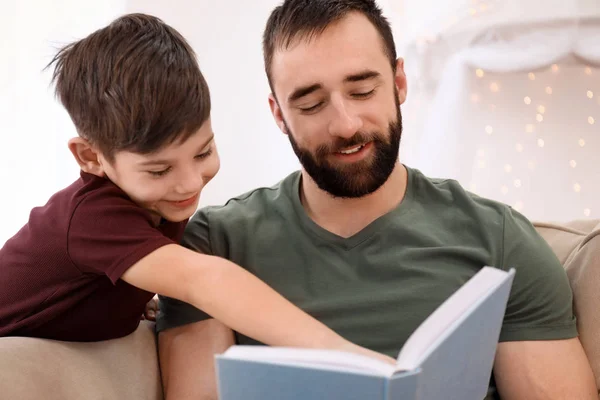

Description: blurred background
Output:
[1,0,599,245]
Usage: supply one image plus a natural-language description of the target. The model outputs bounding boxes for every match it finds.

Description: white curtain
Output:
[405,18,600,222]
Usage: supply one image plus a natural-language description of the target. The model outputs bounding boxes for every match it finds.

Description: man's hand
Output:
[159,319,236,400]
[141,296,159,321]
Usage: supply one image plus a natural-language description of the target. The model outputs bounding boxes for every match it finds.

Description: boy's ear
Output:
[67,137,106,177]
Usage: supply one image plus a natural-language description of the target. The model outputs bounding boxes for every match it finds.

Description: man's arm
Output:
[494,338,598,399]
[159,319,234,400]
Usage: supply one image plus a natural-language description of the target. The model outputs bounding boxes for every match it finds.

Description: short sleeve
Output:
[499,206,578,341]
[68,189,176,284]
[156,207,215,332]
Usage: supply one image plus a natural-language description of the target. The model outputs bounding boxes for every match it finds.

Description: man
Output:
[156,1,598,399]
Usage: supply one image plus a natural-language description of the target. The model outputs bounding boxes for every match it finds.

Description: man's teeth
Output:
[338,144,364,155]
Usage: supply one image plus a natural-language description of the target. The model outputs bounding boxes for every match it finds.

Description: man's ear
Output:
[268,93,289,135]
[67,137,106,177]
[394,58,408,105]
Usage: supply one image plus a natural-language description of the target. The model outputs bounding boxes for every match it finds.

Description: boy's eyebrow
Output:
[138,134,214,167]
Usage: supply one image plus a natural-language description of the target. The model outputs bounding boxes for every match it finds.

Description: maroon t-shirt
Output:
[0,172,187,341]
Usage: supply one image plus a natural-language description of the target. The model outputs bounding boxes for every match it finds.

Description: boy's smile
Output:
[97,118,220,223]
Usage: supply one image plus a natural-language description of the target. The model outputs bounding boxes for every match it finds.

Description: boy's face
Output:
[268,12,407,197]
[99,119,220,223]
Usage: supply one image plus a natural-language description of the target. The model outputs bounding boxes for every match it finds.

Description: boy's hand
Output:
[342,342,396,365]
[141,296,159,321]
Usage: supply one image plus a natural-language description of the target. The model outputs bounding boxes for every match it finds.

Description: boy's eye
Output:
[148,167,171,177]
[195,148,213,160]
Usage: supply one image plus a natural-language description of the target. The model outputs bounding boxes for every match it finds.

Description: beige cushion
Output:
[534,219,600,390]
[0,321,163,400]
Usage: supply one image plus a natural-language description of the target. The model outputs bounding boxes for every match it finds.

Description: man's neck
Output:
[299,163,408,238]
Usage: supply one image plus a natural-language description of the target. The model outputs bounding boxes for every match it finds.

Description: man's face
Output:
[99,118,220,223]
[268,12,407,198]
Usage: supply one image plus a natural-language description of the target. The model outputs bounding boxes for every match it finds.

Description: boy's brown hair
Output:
[48,13,210,161]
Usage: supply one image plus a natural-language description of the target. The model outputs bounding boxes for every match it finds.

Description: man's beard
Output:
[286,105,402,199]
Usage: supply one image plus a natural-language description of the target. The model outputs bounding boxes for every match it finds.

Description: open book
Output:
[216,266,515,400]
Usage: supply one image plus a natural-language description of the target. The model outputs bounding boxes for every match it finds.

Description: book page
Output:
[220,346,397,377]
[395,267,512,371]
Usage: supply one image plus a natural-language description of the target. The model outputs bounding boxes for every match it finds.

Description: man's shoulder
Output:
[408,166,510,222]
[194,171,300,226]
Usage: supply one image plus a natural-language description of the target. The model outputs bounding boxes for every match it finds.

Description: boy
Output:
[0,13,391,363]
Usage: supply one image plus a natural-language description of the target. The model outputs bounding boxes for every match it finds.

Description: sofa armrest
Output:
[0,321,163,400]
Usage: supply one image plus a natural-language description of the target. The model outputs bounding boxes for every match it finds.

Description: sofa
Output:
[1,220,599,399]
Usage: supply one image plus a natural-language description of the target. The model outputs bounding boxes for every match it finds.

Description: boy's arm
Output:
[121,244,393,361]
[159,319,234,400]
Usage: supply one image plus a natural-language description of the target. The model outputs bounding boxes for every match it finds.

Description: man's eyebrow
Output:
[138,134,215,167]
[288,83,323,103]
[344,70,381,82]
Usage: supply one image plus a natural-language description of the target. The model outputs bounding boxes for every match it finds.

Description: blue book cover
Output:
[215,266,515,400]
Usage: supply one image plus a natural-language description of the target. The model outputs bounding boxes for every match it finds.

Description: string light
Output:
[570,160,577,168]
[528,72,536,81]
[587,90,594,99]
[516,143,524,152]
[585,67,592,75]
[501,186,509,195]
[579,139,586,147]
[551,64,559,73]
[584,209,592,217]
[514,179,522,188]
[588,116,595,125]
[574,183,581,193]
[490,82,500,92]
[485,125,493,134]
[526,124,535,133]
[476,69,485,78]
[537,139,545,147]
[537,105,546,114]
[504,164,513,173]
[536,114,544,122]
[545,86,553,94]
[524,96,532,105]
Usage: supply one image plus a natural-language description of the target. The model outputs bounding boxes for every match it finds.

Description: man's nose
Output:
[328,96,363,139]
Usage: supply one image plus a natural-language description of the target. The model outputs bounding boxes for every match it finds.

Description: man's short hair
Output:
[262,0,397,93]
[48,13,210,161]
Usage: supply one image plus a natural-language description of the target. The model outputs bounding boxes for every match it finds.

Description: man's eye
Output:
[352,89,375,99]
[299,102,323,113]
[148,167,171,177]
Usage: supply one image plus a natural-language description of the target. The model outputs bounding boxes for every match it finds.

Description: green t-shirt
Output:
[157,166,576,396]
